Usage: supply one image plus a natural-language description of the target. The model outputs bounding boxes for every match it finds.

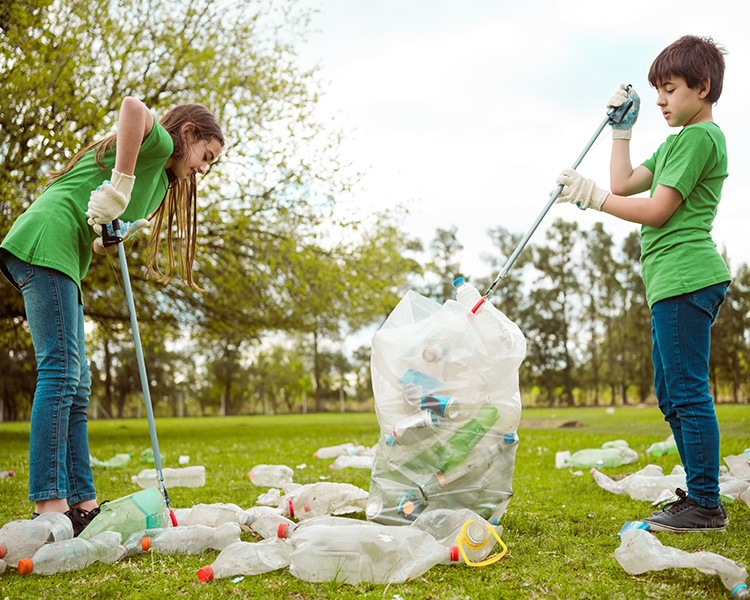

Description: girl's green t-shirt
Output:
[1,121,173,292]
[640,121,731,308]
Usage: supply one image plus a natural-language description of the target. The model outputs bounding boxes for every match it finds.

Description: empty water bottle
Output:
[244,506,295,539]
[558,446,638,469]
[132,466,206,488]
[385,411,441,446]
[0,557,5,574]
[591,464,686,502]
[173,502,249,528]
[17,531,125,575]
[280,482,369,520]
[197,538,291,582]
[453,277,482,309]
[289,520,459,584]
[248,464,295,487]
[646,436,678,457]
[616,528,749,599]
[313,443,366,459]
[125,522,241,555]
[328,454,374,470]
[0,512,73,567]
[79,487,169,542]
[0,470,14,479]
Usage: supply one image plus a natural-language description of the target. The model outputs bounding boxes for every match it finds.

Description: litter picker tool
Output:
[102,218,178,526]
[471,85,634,315]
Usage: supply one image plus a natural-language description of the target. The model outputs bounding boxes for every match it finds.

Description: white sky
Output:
[296,0,750,279]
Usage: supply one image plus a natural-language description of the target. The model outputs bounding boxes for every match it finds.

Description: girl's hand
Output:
[86,171,135,226]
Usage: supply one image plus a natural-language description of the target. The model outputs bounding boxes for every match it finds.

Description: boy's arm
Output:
[610,139,653,196]
[601,183,682,227]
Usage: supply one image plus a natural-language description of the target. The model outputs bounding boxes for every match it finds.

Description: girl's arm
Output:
[113,97,155,176]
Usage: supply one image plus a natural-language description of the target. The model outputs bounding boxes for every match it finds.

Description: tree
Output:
[422,226,464,303]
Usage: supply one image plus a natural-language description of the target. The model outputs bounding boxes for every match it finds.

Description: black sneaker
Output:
[651,493,729,526]
[644,488,726,532]
[65,505,101,537]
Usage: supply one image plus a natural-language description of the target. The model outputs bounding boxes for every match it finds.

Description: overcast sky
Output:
[295,0,750,282]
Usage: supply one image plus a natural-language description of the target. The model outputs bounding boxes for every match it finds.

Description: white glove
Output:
[607,84,640,141]
[554,168,608,211]
[86,171,135,226]
[93,219,148,247]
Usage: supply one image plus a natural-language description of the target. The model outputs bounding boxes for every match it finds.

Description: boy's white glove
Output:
[86,171,135,226]
[554,168,609,211]
[608,84,640,140]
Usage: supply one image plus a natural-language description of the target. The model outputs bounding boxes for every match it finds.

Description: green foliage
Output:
[0,406,749,599]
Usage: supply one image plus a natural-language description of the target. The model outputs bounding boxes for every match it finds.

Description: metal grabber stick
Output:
[102,218,178,526]
[470,85,634,315]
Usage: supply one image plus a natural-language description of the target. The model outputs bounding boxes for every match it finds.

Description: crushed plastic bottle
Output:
[385,411,441,446]
[0,557,5,574]
[557,444,638,469]
[725,453,750,480]
[124,522,241,556]
[616,528,749,599]
[278,482,369,520]
[197,538,291,582]
[132,465,206,488]
[0,512,74,567]
[247,464,295,487]
[89,452,133,469]
[17,531,125,575]
[0,470,15,479]
[79,487,169,542]
[646,435,678,457]
[172,502,249,528]
[288,520,459,584]
[313,443,368,459]
[739,488,750,509]
[244,506,295,539]
[328,454,374,470]
[591,464,687,502]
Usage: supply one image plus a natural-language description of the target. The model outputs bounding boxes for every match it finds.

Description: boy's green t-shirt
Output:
[1,121,173,292]
[640,121,731,308]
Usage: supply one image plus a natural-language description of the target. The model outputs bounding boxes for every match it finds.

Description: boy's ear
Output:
[698,78,711,100]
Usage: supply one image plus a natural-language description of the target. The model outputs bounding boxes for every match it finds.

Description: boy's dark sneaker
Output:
[651,492,729,526]
[644,488,726,532]
[65,505,101,537]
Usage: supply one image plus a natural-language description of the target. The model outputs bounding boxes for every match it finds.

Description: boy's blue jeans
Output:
[3,252,96,505]
[651,281,728,509]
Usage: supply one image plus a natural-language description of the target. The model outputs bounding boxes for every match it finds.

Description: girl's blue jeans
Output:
[651,281,728,509]
[3,252,96,505]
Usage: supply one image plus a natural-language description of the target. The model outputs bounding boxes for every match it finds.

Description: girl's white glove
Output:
[554,168,609,211]
[86,171,135,226]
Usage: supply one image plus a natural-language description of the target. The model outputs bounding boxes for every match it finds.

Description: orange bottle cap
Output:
[197,565,214,582]
[277,523,288,538]
[142,537,151,551]
[18,558,33,574]
[0,544,6,559]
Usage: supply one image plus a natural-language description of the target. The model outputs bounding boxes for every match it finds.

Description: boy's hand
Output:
[554,168,608,211]
[608,84,640,140]
[86,171,135,226]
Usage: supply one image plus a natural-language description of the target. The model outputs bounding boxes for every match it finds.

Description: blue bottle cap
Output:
[453,277,465,287]
[385,434,396,447]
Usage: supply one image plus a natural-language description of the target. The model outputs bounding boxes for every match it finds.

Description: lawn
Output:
[0,404,748,599]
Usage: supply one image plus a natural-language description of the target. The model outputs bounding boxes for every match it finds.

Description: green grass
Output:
[0,405,749,599]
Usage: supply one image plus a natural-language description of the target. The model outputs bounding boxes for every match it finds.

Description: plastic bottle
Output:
[17,531,125,575]
[279,482,369,520]
[313,443,366,459]
[560,447,638,469]
[0,512,74,567]
[89,452,133,469]
[244,506,295,539]
[0,470,14,479]
[288,520,459,584]
[247,464,294,487]
[739,488,750,510]
[590,464,686,502]
[78,486,169,542]
[173,502,249,528]
[197,538,291,582]
[125,522,241,556]
[386,411,440,446]
[646,436,678,457]
[131,465,206,488]
[615,528,749,599]
[328,455,374,470]
[453,276,482,309]
[0,557,5,574]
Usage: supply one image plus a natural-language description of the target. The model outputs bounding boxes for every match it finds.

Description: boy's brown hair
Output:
[648,35,727,104]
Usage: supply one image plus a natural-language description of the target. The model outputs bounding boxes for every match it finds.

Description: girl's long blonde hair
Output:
[50,103,224,291]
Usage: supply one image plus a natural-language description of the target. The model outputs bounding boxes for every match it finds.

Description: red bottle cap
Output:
[169,509,178,527]
[197,565,214,582]
[18,558,33,574]
[450,545,459,562]
[0,544,6,559]
[142,537,151,551]
[288,499,294,519]
[277,523,288,538]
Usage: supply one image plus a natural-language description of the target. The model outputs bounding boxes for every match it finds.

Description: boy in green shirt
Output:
[555,35,730,531]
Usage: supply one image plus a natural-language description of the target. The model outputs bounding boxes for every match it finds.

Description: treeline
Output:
[467,219,749,407]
